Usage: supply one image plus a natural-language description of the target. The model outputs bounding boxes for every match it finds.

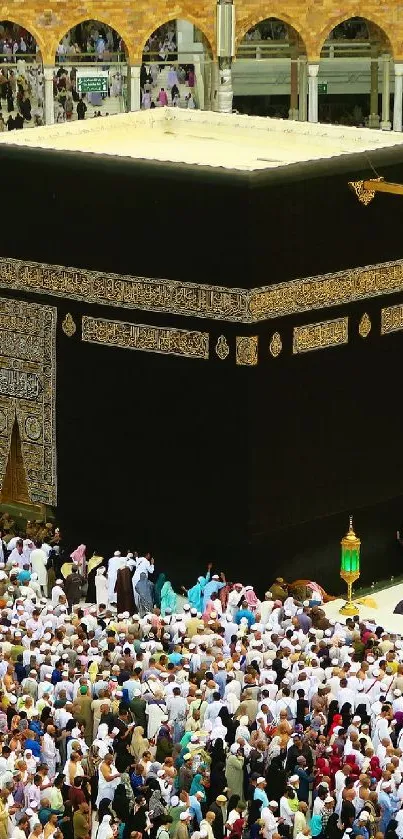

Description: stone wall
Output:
[3,0,403,64]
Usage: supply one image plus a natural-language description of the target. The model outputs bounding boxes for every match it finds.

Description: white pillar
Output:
[128,65,141,111]
[177,20,195,53]
[308,63,319,123]
[298,57,307,121]
[217,65,233,113]
[43,66,54,126]
[393,63,403,131]
[381,53,391,130]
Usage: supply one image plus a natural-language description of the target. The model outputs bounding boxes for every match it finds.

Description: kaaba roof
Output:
[1,109,403,172]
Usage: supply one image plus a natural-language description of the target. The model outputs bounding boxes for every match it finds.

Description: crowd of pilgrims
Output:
[0,522,403,839]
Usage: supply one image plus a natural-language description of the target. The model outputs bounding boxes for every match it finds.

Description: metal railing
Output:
[236,39,373,60]
[0,52,38,63]
[55,51,125,64]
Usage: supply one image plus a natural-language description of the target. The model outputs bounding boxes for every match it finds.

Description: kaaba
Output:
[1,108,403,592]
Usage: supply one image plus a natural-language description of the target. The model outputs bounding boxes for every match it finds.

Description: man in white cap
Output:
[51,580,65,607]
[30,541,48,596]
[261,801,280,839]
[254,777,269,809]
[107,551,126,605]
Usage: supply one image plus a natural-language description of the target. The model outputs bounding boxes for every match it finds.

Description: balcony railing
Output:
[236,39,373,60]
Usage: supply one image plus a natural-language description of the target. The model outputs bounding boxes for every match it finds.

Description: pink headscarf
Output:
[244,586,259,609]
[70,544,86,569]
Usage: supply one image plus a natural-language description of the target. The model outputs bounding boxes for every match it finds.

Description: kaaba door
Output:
[0,420,31,505]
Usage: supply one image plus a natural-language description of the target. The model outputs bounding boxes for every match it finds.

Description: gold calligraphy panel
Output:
[381,304,403,335]
[293,317,348,354]
[82,316,209,360]
[249,260,403,321]
[0,258,247,323]
[1,256,403,323]
[0,298,56,505]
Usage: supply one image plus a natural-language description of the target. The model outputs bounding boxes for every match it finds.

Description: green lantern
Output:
[340,516,361,615]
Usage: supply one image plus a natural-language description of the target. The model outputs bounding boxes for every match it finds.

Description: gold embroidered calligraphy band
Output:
[293,317,349,354]
[82,316,210,360]
[0,297,56,505]
[2,256,403,322]
[381,304,403,335]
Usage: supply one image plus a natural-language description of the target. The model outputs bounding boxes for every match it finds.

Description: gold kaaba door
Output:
[0,420,31,505]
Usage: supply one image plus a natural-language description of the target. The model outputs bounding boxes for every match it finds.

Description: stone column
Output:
[298,57,307,121]
[308,63,319,123]
[393,63,403,131]
[217,62,233,112]
[216,0,235,113]
[381,52,391,130]
[127,65,141,111]
[43,66,55,126]
[369,51,380,128]
[289,57,299,120]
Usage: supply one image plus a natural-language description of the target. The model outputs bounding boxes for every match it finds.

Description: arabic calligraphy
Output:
[293,317,348,354]
[82,316,209,360]
[0,369,41,400]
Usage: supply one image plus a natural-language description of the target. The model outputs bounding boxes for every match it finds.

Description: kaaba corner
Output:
[1,109,403,591]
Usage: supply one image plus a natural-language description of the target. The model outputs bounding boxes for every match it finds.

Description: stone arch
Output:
[236,12,309,53]
[316,13,394,60]
[0,17,46,62]
[130,13,215,64]
[48,16,132,65]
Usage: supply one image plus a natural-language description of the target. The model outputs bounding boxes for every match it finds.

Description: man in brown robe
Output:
[115,563,135,615]
[64,565,84,611]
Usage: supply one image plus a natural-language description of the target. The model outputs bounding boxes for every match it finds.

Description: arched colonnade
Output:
[0,2,402,129]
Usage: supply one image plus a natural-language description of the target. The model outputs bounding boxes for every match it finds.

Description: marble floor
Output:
[322,581,403,633]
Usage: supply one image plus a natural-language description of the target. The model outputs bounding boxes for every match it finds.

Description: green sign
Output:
[77,76,108,93]
[318,82,328,95]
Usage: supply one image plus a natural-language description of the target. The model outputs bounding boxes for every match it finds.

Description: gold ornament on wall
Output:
[269,332,282,357]
[215,335,229,360]
[359,312,371,338]
[381,304,403,335]
[236,336,258,366]
[62,313,76,337]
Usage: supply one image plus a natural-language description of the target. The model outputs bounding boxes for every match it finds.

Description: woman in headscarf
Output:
[384,819,399,839]
[183,570,211,614]
[97,815,114,839]
[135,573,154,618]
[155,723,173,763]
[86,551,105,603]
[154,574,166,609]
[149,789,166,820]
[328,712,343,739]
[130,726,149,763]
[208,739,226,803]
[219,707,238,747]
[265,754,287,803]
[113,783,131,824]
[369,755,382,782]
[325,813,343,839]
[225,745,244,800]
[160,581,177,617]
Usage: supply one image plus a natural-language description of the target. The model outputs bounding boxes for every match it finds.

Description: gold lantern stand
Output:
[339,516,361,615]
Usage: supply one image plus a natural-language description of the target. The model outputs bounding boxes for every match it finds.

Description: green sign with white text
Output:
[77,76,108,93]
[318,82,328,95]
